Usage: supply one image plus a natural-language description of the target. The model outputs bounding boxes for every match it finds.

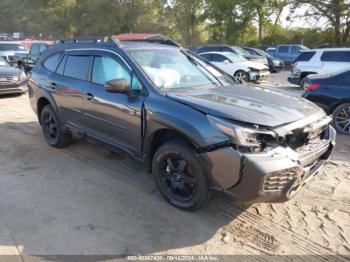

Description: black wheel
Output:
[234,70,249,83]
[40,105,71,148]
[332,103,350,135]
[152,140,209,211]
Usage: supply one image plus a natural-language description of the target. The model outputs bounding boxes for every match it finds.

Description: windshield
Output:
[128,49,234,90]
[0,57,10,67]
[0,44,25,51]
[231,46,250,56]
[253,48,272,59]
[222,52,247,62]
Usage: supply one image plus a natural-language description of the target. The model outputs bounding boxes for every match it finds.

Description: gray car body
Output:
[28,41,335,203]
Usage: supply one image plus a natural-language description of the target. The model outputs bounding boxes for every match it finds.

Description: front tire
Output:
[234,70,249,83]
[152,140,209,211]
[332,103,350,135]
[40,105,71,148]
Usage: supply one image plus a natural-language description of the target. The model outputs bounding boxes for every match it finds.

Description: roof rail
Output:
[56,36,124,48]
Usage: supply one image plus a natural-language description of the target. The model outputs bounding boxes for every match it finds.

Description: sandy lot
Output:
[0,74,349,260]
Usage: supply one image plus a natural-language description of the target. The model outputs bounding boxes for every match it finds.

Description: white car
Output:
[288,48,350,88]
[199,51,270,82]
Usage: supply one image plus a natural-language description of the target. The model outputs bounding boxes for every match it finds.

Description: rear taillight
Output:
[305,83,320,92]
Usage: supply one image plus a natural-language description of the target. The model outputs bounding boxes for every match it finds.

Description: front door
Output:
[82,52,145,155]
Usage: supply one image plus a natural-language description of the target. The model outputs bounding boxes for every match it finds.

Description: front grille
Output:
[285,116,330,150]
[0,76,18,85]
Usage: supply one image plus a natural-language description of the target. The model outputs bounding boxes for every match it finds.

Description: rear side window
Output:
[295,51,315,62]
[43,53,62,72]
[321,51,350,62]
[211,54,226,62]
[64,55,91,81]
[200,54,212,61]
[278,46,289,53]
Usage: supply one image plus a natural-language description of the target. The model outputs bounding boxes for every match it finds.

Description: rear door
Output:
[82,50,146,155]
[49,51,93,129]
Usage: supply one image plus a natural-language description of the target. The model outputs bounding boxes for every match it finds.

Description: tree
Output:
[291,0,350,46]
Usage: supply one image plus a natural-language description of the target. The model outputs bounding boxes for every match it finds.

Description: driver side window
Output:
[92,56,142,91]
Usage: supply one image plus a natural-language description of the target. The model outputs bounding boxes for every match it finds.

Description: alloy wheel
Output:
[43,112,58,142]
[160,156,198,202]
[334,105,350,135]
[235,71,248,83]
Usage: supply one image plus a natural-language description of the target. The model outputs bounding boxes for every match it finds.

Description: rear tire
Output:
[332,103,350,135]
[40,105,71,148]
[152,140,209,211]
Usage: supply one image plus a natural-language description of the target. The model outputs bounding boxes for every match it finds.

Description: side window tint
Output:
[92,56,131,85]
[278,46,289,53]
[39,45,47,54]
[131,74,142,92]
[31,44,40,56]
[43,53,62,72]
[295,52,316,62]
[321,51,350,62]
[290,46,300,53]
[200,54,212,61]
[56,55,67,75]
[64,55,91,81]
[212,54,225,62]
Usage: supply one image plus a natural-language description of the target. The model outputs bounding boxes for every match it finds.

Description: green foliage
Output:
[0,0,349,48]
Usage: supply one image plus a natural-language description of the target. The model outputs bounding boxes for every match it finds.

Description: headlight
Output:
[19,71,27,82]
[248,67,259,73]
[208,115,277,148]
[273,59,280,65]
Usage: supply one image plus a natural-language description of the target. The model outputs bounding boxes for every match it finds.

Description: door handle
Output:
[86,93,94,101]
[50,82,57,90]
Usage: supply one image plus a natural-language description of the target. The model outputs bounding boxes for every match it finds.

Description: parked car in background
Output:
[199,51,270,82]
[116,33,180,47]
[266,47,276,57]
[16,43,51,72]
[28,36,335,210]
[303,69,350,135]
[288,48,350,88]
[190,44,268,65]
[244,47,284,72]
[0,42,26,65]
[272,44,309,66]
[0,57,28,95]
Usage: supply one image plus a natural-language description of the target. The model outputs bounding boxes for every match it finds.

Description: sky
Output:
[280,5,329,29]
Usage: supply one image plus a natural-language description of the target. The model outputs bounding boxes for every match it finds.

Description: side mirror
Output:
[223,59,230,64]
[105,79,130,94]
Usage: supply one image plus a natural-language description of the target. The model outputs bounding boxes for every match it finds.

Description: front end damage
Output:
[198,114,336,203]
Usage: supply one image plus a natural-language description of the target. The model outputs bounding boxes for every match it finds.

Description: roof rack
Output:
[55,36,123,48]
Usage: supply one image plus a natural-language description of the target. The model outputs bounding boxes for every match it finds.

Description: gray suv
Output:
[28,37,335,210]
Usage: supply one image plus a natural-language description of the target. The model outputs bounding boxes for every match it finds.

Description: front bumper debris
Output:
[200,124,336,204]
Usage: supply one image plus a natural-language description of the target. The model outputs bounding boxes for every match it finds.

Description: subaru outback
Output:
[28,37,336,210]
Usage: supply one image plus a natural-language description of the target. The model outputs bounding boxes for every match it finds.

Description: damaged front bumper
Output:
[198,124,336,204]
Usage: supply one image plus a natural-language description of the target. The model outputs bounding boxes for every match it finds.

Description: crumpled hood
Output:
[241,60,268,70]
[166,85,325,127]
[0,66,22,77]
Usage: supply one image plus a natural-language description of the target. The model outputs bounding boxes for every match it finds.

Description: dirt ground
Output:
[0,72,349,260]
